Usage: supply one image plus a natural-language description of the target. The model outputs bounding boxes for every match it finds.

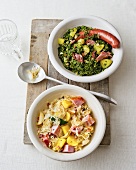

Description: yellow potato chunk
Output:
[37,112,44,125]
[53,138,66,151]
[93,44,104,54]
[54,112,60,117]
[74,43,81,48]
[61,124,70,135]
[89,126,95,133]
[62,100,72,108]
[70,28,77,37]
[83,45,90,54]
[78,38,85,45]
[66,112,71,121]
[67,135,78,146]
[70,32,75,37]
[58,38,64,44]
[100,59,112,69]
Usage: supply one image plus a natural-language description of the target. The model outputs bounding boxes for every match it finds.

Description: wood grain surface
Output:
[24,19,110,145]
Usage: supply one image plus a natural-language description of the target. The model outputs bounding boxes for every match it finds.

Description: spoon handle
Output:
[45,76,117,105]
[89,90,117,105]
[45,76,67,85]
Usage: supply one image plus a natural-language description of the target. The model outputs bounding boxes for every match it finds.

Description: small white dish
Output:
[47,15,123,83]
[27,85,106,161]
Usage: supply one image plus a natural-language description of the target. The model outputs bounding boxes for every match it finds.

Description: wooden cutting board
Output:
[24,19,110,145]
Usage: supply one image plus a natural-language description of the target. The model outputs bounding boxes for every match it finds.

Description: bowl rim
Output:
[47,15,123,83]
[27,85,106,161]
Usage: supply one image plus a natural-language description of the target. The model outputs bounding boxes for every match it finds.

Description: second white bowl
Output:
[27,85,106,161]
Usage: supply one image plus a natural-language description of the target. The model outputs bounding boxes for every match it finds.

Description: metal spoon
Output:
[18,62,117,105]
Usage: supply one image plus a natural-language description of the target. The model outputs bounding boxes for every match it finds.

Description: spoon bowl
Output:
[18,62,45,83]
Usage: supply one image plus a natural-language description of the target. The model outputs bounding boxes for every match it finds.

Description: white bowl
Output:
[27,85,106,161]
[47,15,123,83]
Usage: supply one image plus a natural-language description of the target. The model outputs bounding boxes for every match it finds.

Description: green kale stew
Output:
[58,26,113,76]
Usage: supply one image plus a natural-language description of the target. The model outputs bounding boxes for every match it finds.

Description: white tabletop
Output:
[0,0,136,169]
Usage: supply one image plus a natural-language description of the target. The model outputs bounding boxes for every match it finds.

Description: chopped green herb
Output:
[59,119,68,125]
[49,116,56,122]
[49,116,67,125]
